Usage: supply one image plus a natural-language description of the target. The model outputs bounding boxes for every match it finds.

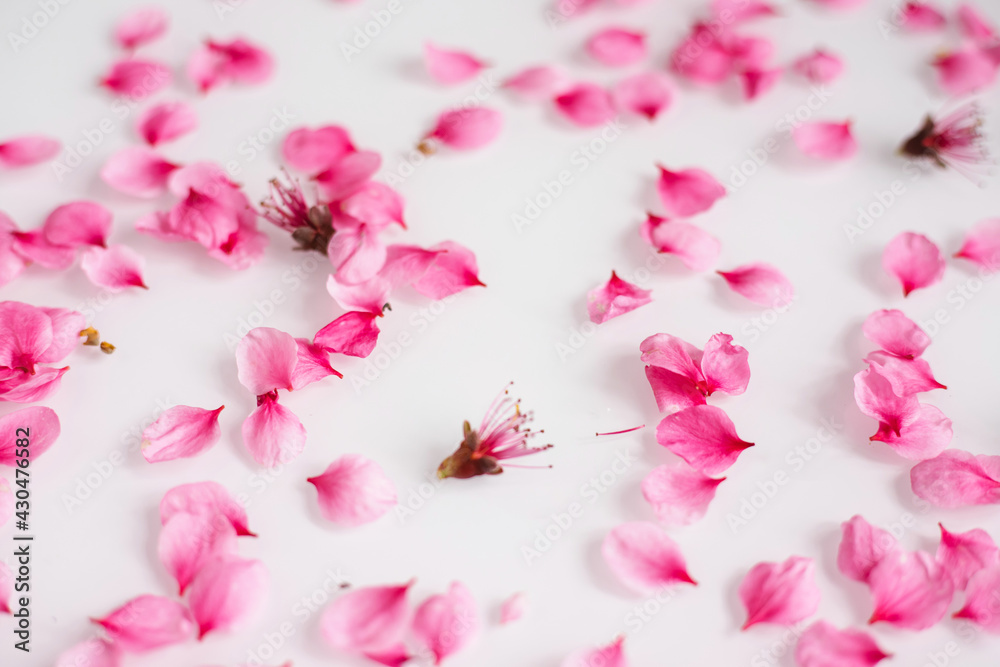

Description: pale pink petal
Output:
[340,182,405,230]
[327,274,391,315]
[937,524,1000,591]
[502,65,572,100]
[101,58,172,97]
[933,47,997,97]
[670,25,734,84]
[0,136,61,168]
[910,449,1000,508]
[141,405,224,463]
[602,521,696,593]
[795,621,891,667]
[0,302,53,373]
[291,338,342,390]
[740,67,782,100]
[656,405,753,475]
[307,454,396,526]
[328,224,387,285]
[412,582,479,663]
[954,564,1000,633]
[639,333,704,382]
[0,560,10,612]
[425,43,486,84]
[792,48,844,83]
[853,365,919,436]
[587,28,647,67]
[137,101,197,145]
[955,218,1000,272]
[640,214,720,271]
[792,121,857,160]
[282,125,355,173]
[656,166,725,217]
[242,398,307,467]
[641,464,724,526]
[427,107,503,150]
[321,582,413,655]
[208,209,268,270]
[160,480,255,536]
[499,592,525,625]
[717,262,794,307]
[92,594,195,652]
[862,309,931,359]
[188,38,273,92]
[410,241,484,299]
[188,556,269,638]
[101,147,179,198]
[728,34,774,70]
[838,515,901,584]
[864,351,945,396]
[587,271,652,323]
[314,311,380,358]
[644,366,706,412]
[612,72,673,120]
[115,7,168,49]
[236,327,298,395]
[56,639,122,667]
[712,0,779,21]
[0,406,60,466]
[867,549,953,629]
[0,366,69,403]
[554,83,617,127]
[43,201,112,248]
[81,245,148,292]
[314,150,382,200]
[10,230,76,269]
[158,511,238,594]
[0,480,12,529]
[562,637,627,667]
[957,3,998,44]
[740,556,821,629]
[168,161,238,198]
[883,231,946,296]
[701,333,750,395]
[901,2,947,30]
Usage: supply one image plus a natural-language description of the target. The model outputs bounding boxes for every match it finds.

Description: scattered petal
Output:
[92,594,195,652]
[410,241,484,299]
[137,101,197,145]
[862,309,931,359]
[56,639,122,667]
[43,201,112,248]
[882,231,946,296]
[602,521,696,593]
[563,637,627,667]
[188,556,269,638]
[954,564,1000,633]
[937,524,999,591]
[142,405,224,463]
[955,218,1000,272]
[587,271,652,323]
[791,49,844,83]
[499,592,525,625]
[612,72,673,120]
[101,58,172,97]
[656,166,725,217]
[321,582,413,656]
[910,449,1000,508]
[236,327,298,395]
[0,406,60,466]
[242,396,307,467]
[413,581,479,664]
[641,464,724,526]
[795,621,890,667]
[502,65,572,99]
[867,549,954,629]
[792,121,857,160]
[838,515,901,584]
[740,556,821,629]
[640,214,720,271]
[656,405,753,475]
[427,107,503,150]
[307,454,397,526]
[900,2,947,31]
[554,83,617,127]
[81,245,148,292]
[115,7,168,50]
[158,511,238,594]
[587,28,647,66]
[0,136,61,168]
[314,311,381,358]
[159,480,255,537]
[717,262,794,307]
[933,47,997,97]
[740,67,782,100]
[425,43,486,84]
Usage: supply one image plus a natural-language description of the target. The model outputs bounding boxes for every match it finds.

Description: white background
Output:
[2,0,1000,665]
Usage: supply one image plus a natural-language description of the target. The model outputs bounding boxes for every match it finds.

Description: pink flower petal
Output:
[563,637,627,667]
[307,454,397,526]
[101,58,172,97]
[0,366,69,404]
[587,28,647,66]
[862,309,931,359]
[92,594,195,652]
[0,560,11,612]
[425,43,487,84]
[910,449,1000,508]
[957,3,997,44]
[141,405,224,463]
[282,125,355,173]
[791,48,844,83]
[427,108,503,150]
[612,72,673,120]
[792,121,857,160]
[0,406,60,466]
[740,67,782,100]
[328,224,387,285]
[937,523,1000,591]
[955,218,1000,272]
[641,464,724,526]
[901,2,947,30]
[188,38,273,92]
[740,556,821,629]
[115,7,168,50]
[864,351,945,396]
[413,581,479,663]
[159,511,238,594]
[933,47,997,97]
[701,333,750,395]
[712,0,779,22]
[340,182,406,230]
[602,521,696,593]
[554,83,617,127]
[640,214,720,271]
[81,245,148,292]
[587,271,652,323]
[639,333,704,382]
[327,274,391,315]
[188,556,269,638]
[314,311,380,358]
[838,515,901,584]
[867,549,954,629]
[236,327,298,395]
[717,262,794,307]
[43,201,112,248]
[410,241,484,299]
[242,397,307,467]
[853,365,919,436]
[644,365,707,412]
[321,582,413,655]
[56,639,122,667]
[502,65,572,100]
[670,25,734,84]
[795,621,891,667]
[314,150,382,200]
[136,101,197,145]
[101,147,179,198]
[656,405,753,475]
[160,480,255,536]
[499,592,525,625]
[9,229,74,270]
[954,564,1000,633]
[656,166,725,217]
[0,136,61,168]
[291,338,342,390]
[728,34,774,70]
[883,231,946,296]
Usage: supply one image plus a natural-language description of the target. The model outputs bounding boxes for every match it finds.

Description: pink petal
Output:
[410,241,484,299]
[291,338,342,390]
[712,0,779,21]
[282,125,355,173]
[81,245,148,292]
[554,83,616,127]
[160,480,255,537]
[883,231,946,296]
[209,209,268,270]
[412,581,479,663]
[936,523,1000,591]
[910,449,1000,508]
[159,511,238,594]
[321,582,413,655]
[340,182,405,230]
[0,136,61,168]
[242,397,307,467]
[0,406,60,466]
[867,549,954,629]
[792,121,857,160]
[314,311,380,358]
[92,594,195,652]
[188,556,269,638]
[957,3,998,44]
[727,34,774,70]
[864,351,945,396]
[717,262,794,307]
[56,639,122,667]
[427,107,503,150]
[136,101,197,145]
[328,224,387,285]
[862,309,931,359]
[314,150,382,200]
[114,7,168,49]
[425,43,486,84]
[670,25,734,84]
[701,333,750,395]
[499,592,526,625]
[795,621,891,667]
[101,58,172,97]
[640,214,720,271]
[955,218,1000,272]
[954,564,1000,633]
[740,556,821,629]
[792,48,844,83]
[10,229,75,270]
[838,515,901,584]
[644,366,706,412]
[639,333,704,381]
[0,366,69,403]
[656,405,753,475]
[587,28,647,66]
[612,72,673,120]
[142,405,224,463]
[901,2,947,30]
[308,454,396,526]
[0,560,11,612]
[327,274,391,315]
[933,47,997,97]
[656,166,725,217]
[641,464,724,526]
[502,65,572,100]
[188,38,273,92]
[740,67,782,100]
[43,201,112,248]
[101,147,179,198]
[0,301,53,373]
[563,637,627,667]
[587,271,652,323]
[236,327,298,395]
[602,521,696,593]
[853,365,919,436]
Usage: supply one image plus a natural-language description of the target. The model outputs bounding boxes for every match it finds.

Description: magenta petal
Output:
[101,147,179,198]
[641,215,720,271]
[955,218,1000,272]
[0,366,69,404]
[327,274,391,315]
[43,201,112,248]
[92,595,195,652]
[340,182,405,230]
[717,262,794,307]
[795,621,890,667]
[901,1,947,30]
[0,406,60,466]
[587,28,647,66]
[838,515,901,584]
[853,365,918,436]
[0,301,53,372]
[115,7,168,49]
[188,38,273,92]
[563,637,627,667]
[282,125,355,173]
[867,549,954,629]
[554,83,617,127]
[957,3,998,44]
[502,65,572,99]
[56,639,122,667]
[136,101,197,145]
[864,351,945,396]
[236,327,298,395]
[142,405,224,463]
[740,67,782,101]
[644,366,706,412]
[410,241,484,299]
[910,449,1000,508]
[639,333,704,382]
[189,556,269,639]
[242,399,307,467]
[428,108,503,150]
[793,121,857,160]
[670,25,734,84]
[933,47,997,97]
[862,309,931,359]
[321,582,412,655]
[314,311,380,358]
[656,166,725,217]
[328,224,387,285]
[291,338,342,390]
[876,405,953,471]
[160,480,255,536]
[954,564,1000,633]
[499,592,526,625]
[791,49,844,83]
[412,582,479,663]
[656,405,753,475]
[0,135,61,168]
[587,271,652,323]
[308,454,396,526]
[740,556,821,629]
[425,43,486,84]
[11,230,75,270]
[101,58,172,97]
[883,231,946,296]
[314,150,382,200]
[937,523,1000,591]
[612,72,673,120]
[159,511,238,594]
[641,464,724,526]
[81,245,148,292]
[602,521,696,593]
[701,333,750,395]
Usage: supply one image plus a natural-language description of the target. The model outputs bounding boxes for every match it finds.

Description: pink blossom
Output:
[641,464,724,526]
[640,332,750,410]
[900,2,947,30]
[159,511,238,594]
[81,245,148,292]
[670,24,735,84]
[101,58,172,97]
[933,47,997,97]
[137,101,197,145]
[838,515,901,584]
[142,405,224,463]
[587,271,652,323]
[955,218,1000,272]
[425,108,502,150]
[954,564,1000,633]
[655,405,753,475]
[740,556,821,629]
[92,595,195,652]
[740,67,782,101]
[554,83,616,127]
[314,311,380,358]
[602,522,696,592]
[499,592,526,624]
[188,556,269,638]
[563,637,627,667]
[44,201,112,248]
[502,66,572,99]
[795,621,891,667]
[853,366,951,460]
[862,309,931,359]
[0,407,60,465]
[101,147,179,198]
[867,549,954,629]
[321,582,413,661]
[586,28,647,66]
[424,43,486,84]
[160,480,256,537]
[792,121,857,160]
[0,136,61,168]
[899,103,989,174]
[656,166,725,217]
[910,449,1000,508]
[936,524,999,591]
[307,454,397,526]
[114,7,168,50]
[717,262,794,307]
[612,72,673,120]
[792,49,844,83]
[413,582,479,663]
[188,37,273,93]
[640,214,720,271]
[882,231,945,296]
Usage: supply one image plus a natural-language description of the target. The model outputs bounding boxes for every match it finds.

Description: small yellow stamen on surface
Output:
[417,140,436,156]
[79,327,100,346]
[99,341,116,355]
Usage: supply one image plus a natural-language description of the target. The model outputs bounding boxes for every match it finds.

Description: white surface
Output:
[2,0,1000,665]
